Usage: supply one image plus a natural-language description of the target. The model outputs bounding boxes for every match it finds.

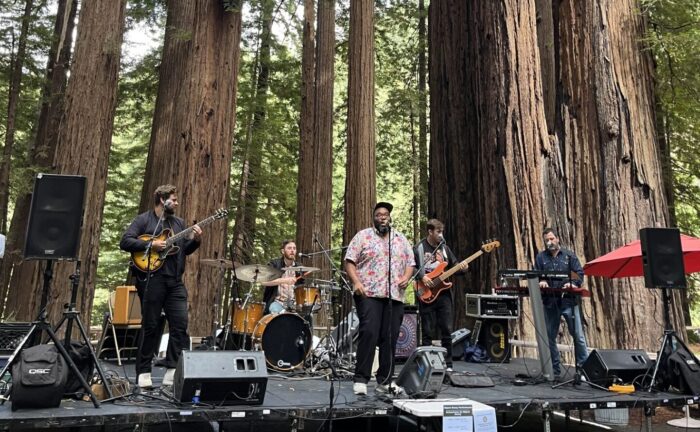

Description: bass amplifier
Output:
[466,294,519,319]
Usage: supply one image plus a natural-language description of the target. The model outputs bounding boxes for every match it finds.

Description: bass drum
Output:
[253,313,312,371]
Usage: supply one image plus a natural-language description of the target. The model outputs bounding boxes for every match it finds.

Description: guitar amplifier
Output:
[112,286,141,325]
[466,294,519,319]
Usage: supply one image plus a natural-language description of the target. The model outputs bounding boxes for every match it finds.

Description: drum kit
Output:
[200,258,349,374]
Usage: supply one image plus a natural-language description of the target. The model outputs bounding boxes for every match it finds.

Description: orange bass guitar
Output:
[416,240,500,304]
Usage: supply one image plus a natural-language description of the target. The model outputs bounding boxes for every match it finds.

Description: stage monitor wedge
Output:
[24,174,86,260]
[173,351,268,405]
[640,227,686,289]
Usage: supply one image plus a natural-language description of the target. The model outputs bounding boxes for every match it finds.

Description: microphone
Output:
[164,199,174,211]
[298,252,312,258]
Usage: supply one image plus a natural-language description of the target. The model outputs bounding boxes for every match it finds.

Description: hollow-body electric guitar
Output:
[416,240,500,304]
[131,208,228,273]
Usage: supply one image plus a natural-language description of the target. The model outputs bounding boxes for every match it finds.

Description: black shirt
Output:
[120,210,201,279]
[413,238,459,280]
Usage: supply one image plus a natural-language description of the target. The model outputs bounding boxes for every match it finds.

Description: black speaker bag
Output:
[665,348,700,395]
[64,342,94,398]
[11,344,68,411]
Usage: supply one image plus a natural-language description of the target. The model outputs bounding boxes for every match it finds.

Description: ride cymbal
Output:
[235,264,282,283]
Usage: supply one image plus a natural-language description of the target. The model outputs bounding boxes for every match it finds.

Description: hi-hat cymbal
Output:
[200,258,238,270]
[281,265,320,273]
[235,264,282,283]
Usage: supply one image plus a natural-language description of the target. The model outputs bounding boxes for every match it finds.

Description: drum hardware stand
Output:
[0,261,111,408]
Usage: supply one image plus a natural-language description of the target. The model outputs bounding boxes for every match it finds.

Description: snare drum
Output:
[252,313,312,371]
[294,286,321,312]
[232,301,265,334]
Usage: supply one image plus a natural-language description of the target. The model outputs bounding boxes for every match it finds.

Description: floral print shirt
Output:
[345,227,416,301]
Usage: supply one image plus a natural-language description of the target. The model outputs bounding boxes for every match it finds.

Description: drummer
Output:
[261,239,303,314]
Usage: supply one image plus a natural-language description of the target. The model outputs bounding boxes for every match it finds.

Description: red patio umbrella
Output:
[583,234,700,278]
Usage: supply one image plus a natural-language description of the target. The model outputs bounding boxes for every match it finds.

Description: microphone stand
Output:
[299,246,348,258]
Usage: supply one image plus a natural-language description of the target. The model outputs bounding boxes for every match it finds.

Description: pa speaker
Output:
[640,227,686,289]
[173,351,268,405]
[582,349,652,387]
[480,319,510,363]
[395,346,447,398]
[24,174,86,260]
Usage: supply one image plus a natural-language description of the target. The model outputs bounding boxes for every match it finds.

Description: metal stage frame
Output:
[0,357,696,431]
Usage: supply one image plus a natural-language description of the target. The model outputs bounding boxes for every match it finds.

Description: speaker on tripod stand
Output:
[0,174,112,409]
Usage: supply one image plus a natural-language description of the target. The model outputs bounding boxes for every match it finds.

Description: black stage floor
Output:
[0,357,695,431]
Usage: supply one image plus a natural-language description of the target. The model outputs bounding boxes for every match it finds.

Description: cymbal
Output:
[235,264,282,283]
[282,265,320,273]
[199,258,238,270]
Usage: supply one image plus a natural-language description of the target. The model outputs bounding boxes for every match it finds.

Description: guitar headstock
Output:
[214,208,229,219]
[481,239,501,253]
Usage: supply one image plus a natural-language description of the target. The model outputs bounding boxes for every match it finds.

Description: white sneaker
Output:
[353,382,367,395]
[162,368,176,386]
[138,373,153,389]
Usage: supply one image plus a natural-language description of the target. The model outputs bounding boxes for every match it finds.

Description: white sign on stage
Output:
[443,405,473,432]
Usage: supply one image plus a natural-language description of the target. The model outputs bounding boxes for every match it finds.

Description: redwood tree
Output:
[5,0,126,326]
[429,0,680,354]
[0,0,78,319]
[137,0,242,337]
[343,0,376,245]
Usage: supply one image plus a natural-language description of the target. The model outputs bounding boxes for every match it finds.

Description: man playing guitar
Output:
[414,219,468,370]
[120,184,202,389]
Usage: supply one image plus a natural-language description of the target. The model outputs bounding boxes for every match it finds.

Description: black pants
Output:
[419,291,453,366]
[353,295,404,385]
[135,274,189,374]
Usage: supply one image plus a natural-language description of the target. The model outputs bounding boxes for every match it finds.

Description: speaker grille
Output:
[640,228,686,288]
[24,174,86,260]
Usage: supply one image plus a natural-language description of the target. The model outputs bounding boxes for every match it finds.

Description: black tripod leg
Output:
[44,327,101,408]
[73,315,113,398]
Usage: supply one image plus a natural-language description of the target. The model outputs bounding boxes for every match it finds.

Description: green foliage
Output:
[644,0,700,322]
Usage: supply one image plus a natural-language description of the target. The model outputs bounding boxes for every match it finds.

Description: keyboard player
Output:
[534,227,587,379]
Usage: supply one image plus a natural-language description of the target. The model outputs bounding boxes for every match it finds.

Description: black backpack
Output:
[11,344,68,411]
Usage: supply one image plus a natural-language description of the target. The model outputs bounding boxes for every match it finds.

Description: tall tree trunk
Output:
[417,0,428,222]
[429,0,679,353]
[429,1,550,331]
[296,0,316,258]
[0,0,34,234]
[0,0,77,319]
[6,0,127,327]
[535,0,556,133]
[555,0,680,350]
[231,0,273,264]
[343,0,376,245]
[138,0,242,338]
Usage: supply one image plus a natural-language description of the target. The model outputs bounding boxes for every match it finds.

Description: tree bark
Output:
[0,0,77,319]
[5,0,127,327]
[417,0,428,223]
[0,0,34,234]
[138,0,242,338]
[535,0,556,133]
[555,0,680,350]
[296,0,316,258]
[343,0,376,245]
[429,0,680,354]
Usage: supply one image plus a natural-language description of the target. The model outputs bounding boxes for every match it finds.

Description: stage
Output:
[0,356,695,431]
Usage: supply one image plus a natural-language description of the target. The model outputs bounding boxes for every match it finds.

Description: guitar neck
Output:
[166,215,218,245]
[438,250,483,281]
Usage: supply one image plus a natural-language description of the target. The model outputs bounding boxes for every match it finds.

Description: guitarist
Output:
[414,219,467,371]
[120,184,202,389]
[534,227,587,379]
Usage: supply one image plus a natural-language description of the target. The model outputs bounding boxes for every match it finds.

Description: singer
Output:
[534,227,587,379]
[261,239,301,314]
[345,202,415,395]
[413,219,467,370]
[120,184,202,389]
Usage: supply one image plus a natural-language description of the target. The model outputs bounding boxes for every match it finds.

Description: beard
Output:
[546,241,559,251]
[374,220,390,235]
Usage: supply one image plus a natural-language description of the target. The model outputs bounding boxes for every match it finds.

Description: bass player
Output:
[120,184,202,389]
[414,218,468,370]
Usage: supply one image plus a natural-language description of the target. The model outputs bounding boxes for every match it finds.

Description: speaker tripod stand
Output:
[0,261,112,408]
